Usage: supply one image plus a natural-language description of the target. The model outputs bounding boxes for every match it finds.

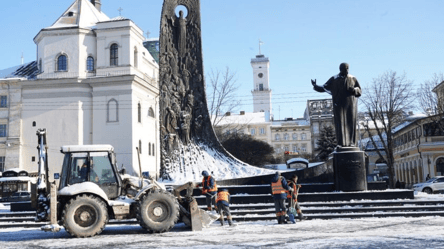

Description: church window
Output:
[0,125,6,137]
[134,47,138,68]
[39,59,42,73]
[148,107,155,118]
[57,54,67,71]
[0,96,7,108]
[138,103,142,123]
[0,157,4,172]
[107,99,118,122]
[110,43,119,66]
[87,56,95,71]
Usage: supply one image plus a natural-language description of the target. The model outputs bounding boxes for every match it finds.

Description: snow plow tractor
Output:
[32,129,217,238]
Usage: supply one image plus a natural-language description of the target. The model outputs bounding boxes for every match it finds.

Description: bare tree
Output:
[360,71,415,188]
[206,67,241,127]
[417,73,444,133]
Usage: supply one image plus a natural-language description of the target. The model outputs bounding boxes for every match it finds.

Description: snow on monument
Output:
[158,0,272,182]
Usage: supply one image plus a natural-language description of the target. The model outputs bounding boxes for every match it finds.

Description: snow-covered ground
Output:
[1,217,443,248]
[1,193,444,248]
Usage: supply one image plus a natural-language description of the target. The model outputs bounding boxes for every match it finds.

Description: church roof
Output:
[45,0,109,30]
[0,61,38,79]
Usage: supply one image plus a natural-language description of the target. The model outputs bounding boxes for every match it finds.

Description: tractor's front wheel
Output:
[137,189,179,233]
[62,195,108,238]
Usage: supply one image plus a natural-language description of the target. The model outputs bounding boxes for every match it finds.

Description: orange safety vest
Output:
[271,178,288,195]
[287,182,298,199]
[216,191,230,203]
[201,176,217,194]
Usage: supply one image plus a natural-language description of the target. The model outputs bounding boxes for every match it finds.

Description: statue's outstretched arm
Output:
[312,79,326,93]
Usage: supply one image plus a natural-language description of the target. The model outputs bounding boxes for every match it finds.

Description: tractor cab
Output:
[58,145,122,199]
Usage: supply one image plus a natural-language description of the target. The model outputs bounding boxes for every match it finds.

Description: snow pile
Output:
[161,142,274,184]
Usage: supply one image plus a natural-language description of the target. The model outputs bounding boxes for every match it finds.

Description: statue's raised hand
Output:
[311,79,317,86]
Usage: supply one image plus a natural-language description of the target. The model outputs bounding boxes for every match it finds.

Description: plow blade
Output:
[189,200,219,231]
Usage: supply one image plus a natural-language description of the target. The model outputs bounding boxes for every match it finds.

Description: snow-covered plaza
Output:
[0,216,443,249]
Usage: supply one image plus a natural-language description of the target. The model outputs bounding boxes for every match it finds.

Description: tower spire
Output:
[258,39,264,55]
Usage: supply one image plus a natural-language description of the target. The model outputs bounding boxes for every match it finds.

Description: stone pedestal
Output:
[333,147,367,191]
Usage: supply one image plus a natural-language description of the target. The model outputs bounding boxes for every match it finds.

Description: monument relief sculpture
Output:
[158,0,259,181]
[311,63,362,148]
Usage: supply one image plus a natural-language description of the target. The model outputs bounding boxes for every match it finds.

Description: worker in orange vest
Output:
[216,189,234,226]
[270,171,293,224]
[197,170,218,211]
[287,174,307,221]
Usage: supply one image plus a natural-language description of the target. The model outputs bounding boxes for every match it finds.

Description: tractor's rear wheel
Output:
[137,189,179,233]
[62,195,108,238]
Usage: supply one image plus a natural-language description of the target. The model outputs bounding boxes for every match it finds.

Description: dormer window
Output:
[87,56,95,71]
[110,44,118,66]
[57,54,67,71]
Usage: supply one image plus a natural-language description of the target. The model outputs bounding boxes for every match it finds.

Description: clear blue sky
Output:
[1,0,443,119]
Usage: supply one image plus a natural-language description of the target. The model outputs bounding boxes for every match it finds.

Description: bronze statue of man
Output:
[311,63,362,147]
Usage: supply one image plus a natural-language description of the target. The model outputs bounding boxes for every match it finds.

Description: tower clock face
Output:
[258,73,263,78]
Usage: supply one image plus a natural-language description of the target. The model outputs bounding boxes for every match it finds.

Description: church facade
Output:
[0,0,160,179]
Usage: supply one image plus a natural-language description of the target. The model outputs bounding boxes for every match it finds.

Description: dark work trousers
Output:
[205,193,216,210]
[274,199,286,223]
[217,203,231,217]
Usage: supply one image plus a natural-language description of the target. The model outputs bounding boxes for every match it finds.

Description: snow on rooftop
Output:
[46,0,109,30]
[214,112,267,126]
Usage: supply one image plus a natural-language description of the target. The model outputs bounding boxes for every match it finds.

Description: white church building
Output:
[0,0,160,179]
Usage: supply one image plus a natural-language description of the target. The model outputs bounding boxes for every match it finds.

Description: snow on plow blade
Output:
[189,199,219,231]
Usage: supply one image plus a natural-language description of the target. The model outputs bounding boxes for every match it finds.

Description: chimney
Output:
[240,111,245,115]
[91,0,102,12]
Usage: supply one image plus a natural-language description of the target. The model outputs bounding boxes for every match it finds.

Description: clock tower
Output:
[251,52,272,116]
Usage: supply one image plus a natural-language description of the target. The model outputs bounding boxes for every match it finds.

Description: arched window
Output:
[87,56,95,71]
[284,133,289,140]
[134,47,138,68]
[57,54,67,71]
[292,133,298,140]
[275,134,280,141]
[138,103,141,123]
[110,43,119,66]
[148,107,155,118]
[107,99,118,122]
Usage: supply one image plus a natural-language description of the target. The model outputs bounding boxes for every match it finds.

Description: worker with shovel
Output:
[197,171,218,211]
[216,189,235,226]
[287,174,307,222]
